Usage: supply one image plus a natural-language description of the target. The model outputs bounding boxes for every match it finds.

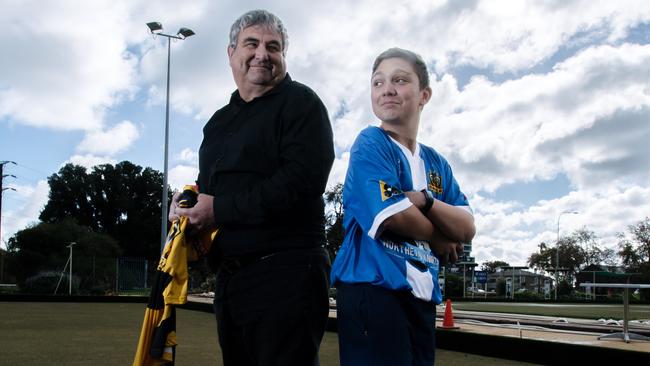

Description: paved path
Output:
[190,295,650,354]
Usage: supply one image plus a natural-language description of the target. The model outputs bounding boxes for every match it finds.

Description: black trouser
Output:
[336,283,436,366]
[213,247,331,366]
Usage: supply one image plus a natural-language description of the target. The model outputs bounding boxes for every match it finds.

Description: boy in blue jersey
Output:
[331,48,476,365]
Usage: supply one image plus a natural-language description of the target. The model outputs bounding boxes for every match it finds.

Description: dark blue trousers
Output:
[336,283,436,366]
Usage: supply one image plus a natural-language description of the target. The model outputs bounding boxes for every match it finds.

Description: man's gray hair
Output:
[229,9,289,54]
[372,47,430,90]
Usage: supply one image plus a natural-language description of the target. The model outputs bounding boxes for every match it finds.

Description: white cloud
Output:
[76,120,140,155]
[471,185,650,266]
[421,43,650,194]
[138,1,235,121]
[428,1,650,73]
[176,148,198,165]
[0,0,140,131]
[168,164,199,191]
[0,181,49,247]
[327,152,350,190]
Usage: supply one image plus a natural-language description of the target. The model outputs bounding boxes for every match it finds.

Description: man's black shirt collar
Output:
[230,73,292,106]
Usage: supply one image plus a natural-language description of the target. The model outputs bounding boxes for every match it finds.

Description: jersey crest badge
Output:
[427,170,443,194]
[379,180,402,201]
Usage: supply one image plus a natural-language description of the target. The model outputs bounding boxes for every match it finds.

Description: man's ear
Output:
[227,45,234,58]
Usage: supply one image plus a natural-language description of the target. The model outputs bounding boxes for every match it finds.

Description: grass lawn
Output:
[451,301,650,320]
[0,302,535,365]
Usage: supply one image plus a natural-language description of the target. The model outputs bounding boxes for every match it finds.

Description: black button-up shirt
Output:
[198,74,334,257]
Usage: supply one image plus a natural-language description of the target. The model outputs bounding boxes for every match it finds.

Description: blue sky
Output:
[1,0,649,267]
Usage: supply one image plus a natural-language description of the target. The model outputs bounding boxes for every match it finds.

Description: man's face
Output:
[228,24,287,91]
[371,57,430,124]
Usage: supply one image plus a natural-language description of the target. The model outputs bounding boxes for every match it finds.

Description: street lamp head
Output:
[177,27,195,39]
[146,22,163,34]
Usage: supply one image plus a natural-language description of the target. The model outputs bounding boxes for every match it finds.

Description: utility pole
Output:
[0,161,17,248]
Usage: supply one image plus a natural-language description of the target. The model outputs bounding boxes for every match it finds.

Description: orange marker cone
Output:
[440,299,459,329]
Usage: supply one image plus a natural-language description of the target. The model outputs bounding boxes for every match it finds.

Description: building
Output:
[576,265,640,299]
[486,268,553,297]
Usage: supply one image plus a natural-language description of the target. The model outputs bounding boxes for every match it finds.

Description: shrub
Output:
[514,289,544,300]
[199,274,217,293]
[22,271,80,294]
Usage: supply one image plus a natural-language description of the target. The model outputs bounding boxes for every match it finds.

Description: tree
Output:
[480,260,510,273]
[618,242,640,269]
[6,219,120,292]
[528,242,552,272]
[617,217,650,268]
[443,273,463,298]
[40,161,168,259]
[39,164,95,228]
[576,228,616,267]
[528,228,604,287]
[324,183,344,261]
[617,217,650,299]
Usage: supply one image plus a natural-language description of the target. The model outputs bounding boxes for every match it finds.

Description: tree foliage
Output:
[480,260,510,273]
[6,218,120,290]
[527,228,614,286]
[39,161,167,259]
[443,273,463,298]
[617,217,650,299]
[324,183,344,261]
[617,217,650,269]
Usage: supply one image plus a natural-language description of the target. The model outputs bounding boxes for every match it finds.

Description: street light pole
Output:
[161,34,171,252]
[555,210,579,300]
[146,22,195,253]
[67,242,76,295]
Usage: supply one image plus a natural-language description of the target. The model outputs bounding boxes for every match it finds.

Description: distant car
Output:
[467,287,485,294]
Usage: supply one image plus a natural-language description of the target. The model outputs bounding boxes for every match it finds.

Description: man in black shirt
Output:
[173,9,334,366]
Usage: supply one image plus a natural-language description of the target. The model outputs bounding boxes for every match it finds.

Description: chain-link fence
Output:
[116,257,150,295]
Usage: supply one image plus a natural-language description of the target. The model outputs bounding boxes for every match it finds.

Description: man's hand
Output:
[429,228,463,265]
[175,193,216,234]
[168,191,182,223]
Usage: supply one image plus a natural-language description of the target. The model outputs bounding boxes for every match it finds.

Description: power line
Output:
[10,163,51,185]
[14,162,50,176]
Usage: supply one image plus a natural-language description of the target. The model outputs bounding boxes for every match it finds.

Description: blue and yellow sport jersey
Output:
[331,126,472,304]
